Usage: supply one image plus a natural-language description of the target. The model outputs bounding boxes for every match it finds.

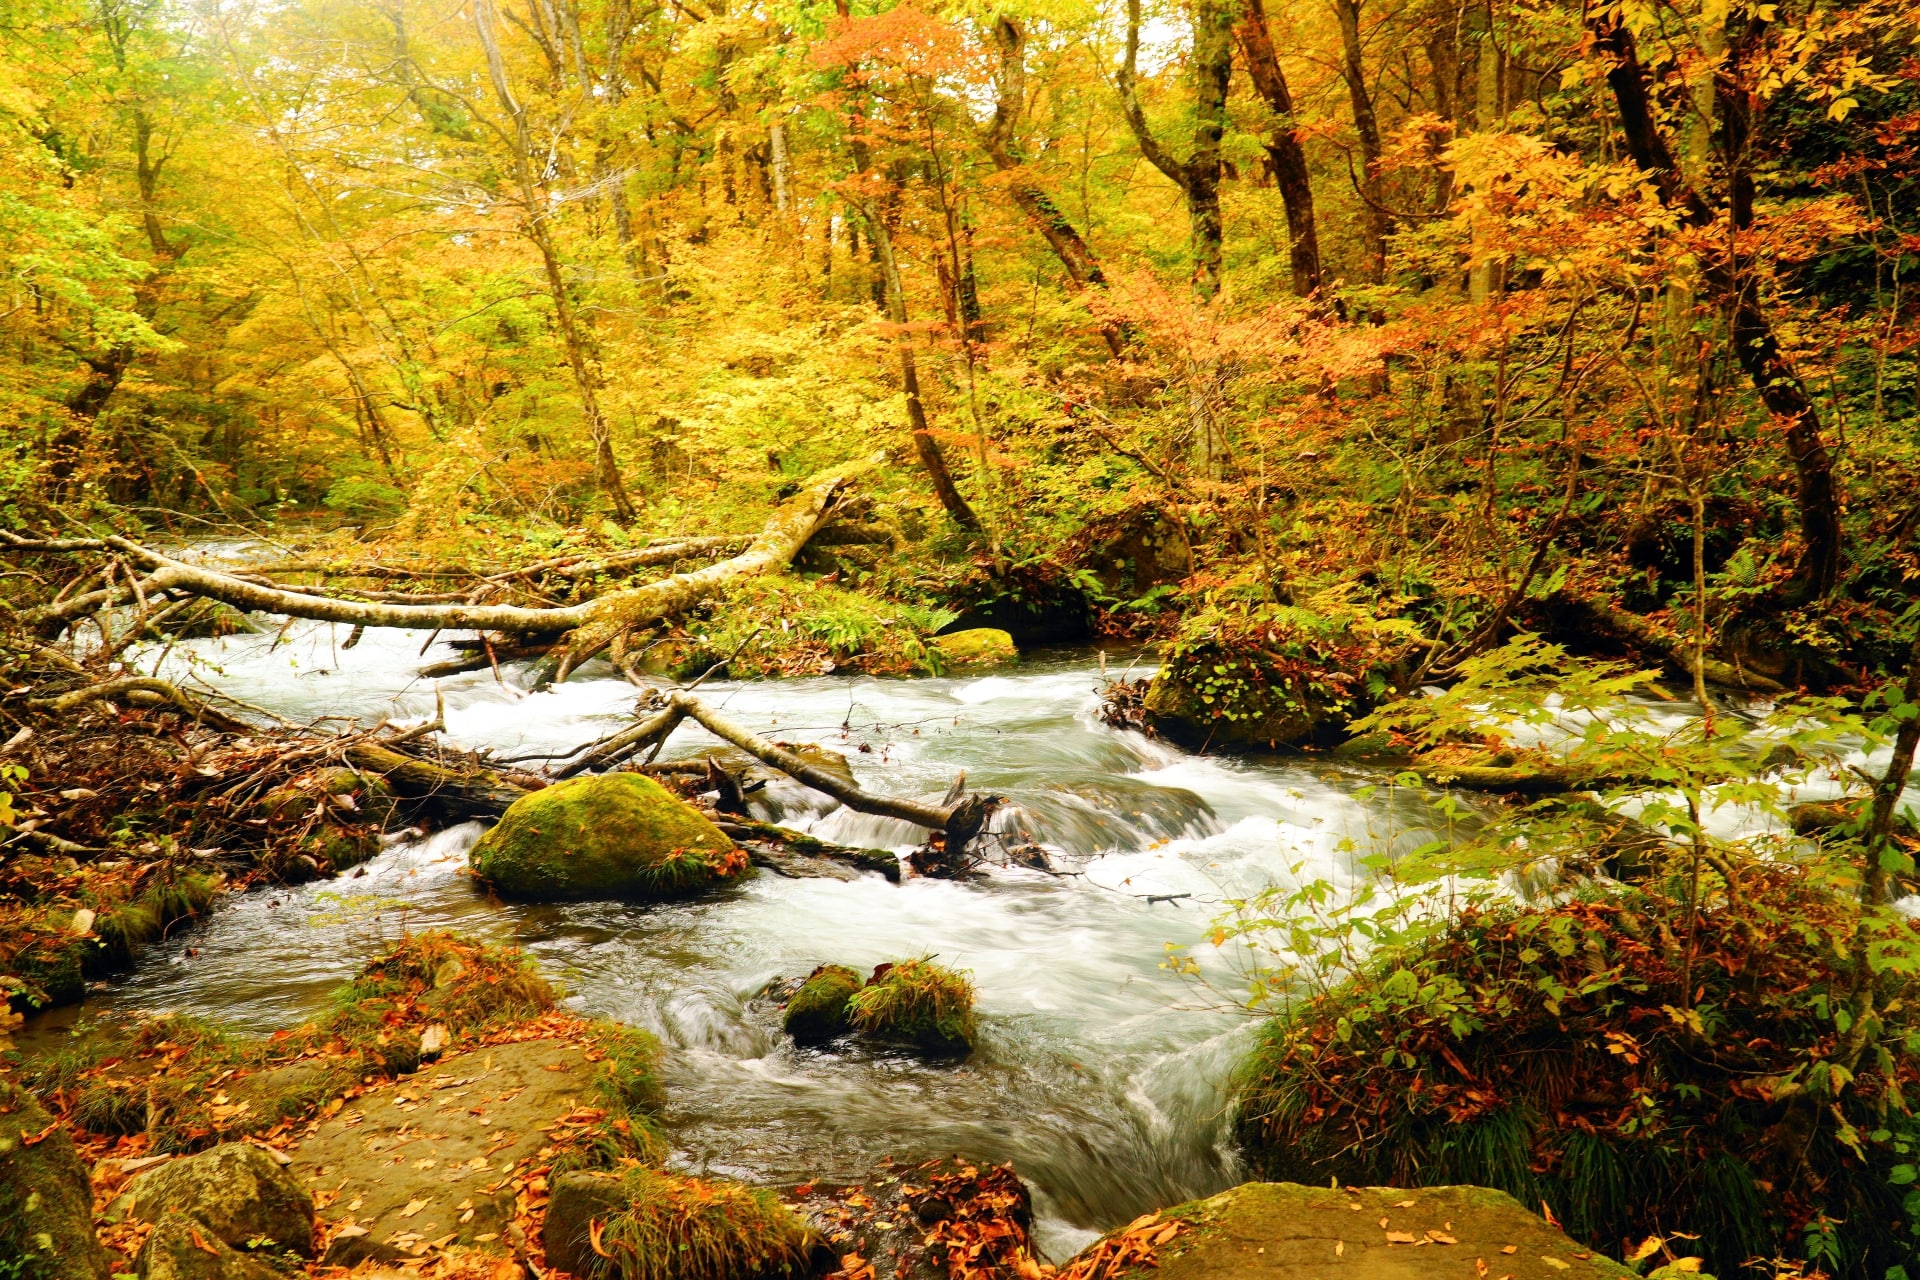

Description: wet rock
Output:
[1074,1182,1633,1279]
[544,1165,824,1280]
[782,964,863,1045]
[931,628,1018,670]
[294,1037,603,1265]
[541,1171,628,1275]
[469,772,744,901]
[126,1141,315,1257]
[847,959,976,1057]
[0,1079,111,1280]
[136,1211,287,1280]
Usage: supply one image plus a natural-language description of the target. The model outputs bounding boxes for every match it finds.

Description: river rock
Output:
[293,1037,604,1265]
[782,964,863,1045]
[931,628,1017,669]
[137,1212,286,1280]
[846,959,976,1057]
[542,1170,630,1275]
[468,772,743,901]
[0,1080,112,1280]
[1076,1182,1633,1279]
[126,1142,315,1257]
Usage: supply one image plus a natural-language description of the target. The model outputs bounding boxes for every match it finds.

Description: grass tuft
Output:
[846,958,976,1055]
[590,1166,819,1280]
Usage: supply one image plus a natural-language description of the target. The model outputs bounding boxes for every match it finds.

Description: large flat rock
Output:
[291,1037,598,1265]
[1091,1183,1634,1280]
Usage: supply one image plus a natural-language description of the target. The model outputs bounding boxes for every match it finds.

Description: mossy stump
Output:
[469,773,745,901]
[782,964,863,1045]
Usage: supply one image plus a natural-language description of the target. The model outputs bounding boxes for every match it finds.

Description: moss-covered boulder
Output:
[544,1167,824,1279]
[126,1142,316,1257]
[1139,598,1416,751]
[782,964,863,1045]
[137,1212,287,1280]
[468,772,745,901]
[1073,1182,1632,1280]
[847,959,977,1057]
[0,1080,111,1280]
[932,628,1017,670]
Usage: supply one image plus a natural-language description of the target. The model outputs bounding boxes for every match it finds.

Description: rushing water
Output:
[37,601,1920,1258]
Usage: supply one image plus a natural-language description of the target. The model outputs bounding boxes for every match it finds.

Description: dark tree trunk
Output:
[1591,14,1843,599]
[1235,0,1321,299]
[1334,0,1391,286]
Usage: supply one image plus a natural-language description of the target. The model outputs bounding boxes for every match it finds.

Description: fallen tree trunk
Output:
[666,690,959,829]
[342,742,534,821]
[6,456,875,674]
[1556,592,1786,694]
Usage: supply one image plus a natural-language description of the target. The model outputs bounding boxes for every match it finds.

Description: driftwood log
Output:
[5,456,877,677]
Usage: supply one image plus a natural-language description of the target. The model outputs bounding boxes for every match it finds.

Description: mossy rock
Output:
[846,959,976,1057]
[544,1166,824,1280]
[0,1080,112,1280]
[1142,667,1337,751]
[782,964,863,1045]
[931,628,1018,670]
[137,1212,287,1280]
[126,1143,316,1257]
[1077,1182,1633,1279]
[469,773,744,901]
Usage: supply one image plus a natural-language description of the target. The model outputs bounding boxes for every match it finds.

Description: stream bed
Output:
[34,613,1898,1256]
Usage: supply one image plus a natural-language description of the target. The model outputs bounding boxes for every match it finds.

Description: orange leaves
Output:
[1053,1211,1186,1280]
[811,4,984,82]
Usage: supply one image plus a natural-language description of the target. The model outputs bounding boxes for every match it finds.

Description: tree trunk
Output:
[1117,0,1231,301]
[472,0,637,525]
[1234,0,1321,298]
[865,207,982,531]
[1334,0,1390,286]
[1590,14,1843,599]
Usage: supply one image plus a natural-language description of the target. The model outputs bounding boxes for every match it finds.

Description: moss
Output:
[1142,593,1418,751]
[94,873,220,961]
[550,1021,668,1176]
[929,628,1018,669]
[322,930,555,1046]
[782,964,862,1045]
[0,1078,111,1280]
[846,958,976,1056]
[469,773,745,901]
[581,1166,820,1280]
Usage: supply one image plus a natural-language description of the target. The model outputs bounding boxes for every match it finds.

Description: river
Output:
[33,606,1906,1258]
